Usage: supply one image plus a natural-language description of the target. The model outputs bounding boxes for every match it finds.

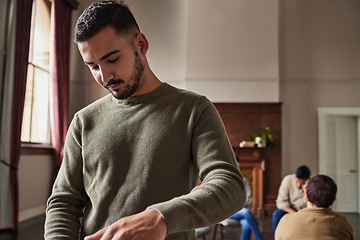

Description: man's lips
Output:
[107,82,121,91]
[104,80,124,91]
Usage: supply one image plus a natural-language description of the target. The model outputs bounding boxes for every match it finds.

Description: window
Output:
[21,0,51,144]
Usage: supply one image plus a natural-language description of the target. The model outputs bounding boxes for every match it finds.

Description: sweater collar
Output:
[111,82,169,105]
[300,207,335,214]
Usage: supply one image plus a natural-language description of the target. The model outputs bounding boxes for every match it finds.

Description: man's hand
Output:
[84,208,167,240]
[282,206,296,214]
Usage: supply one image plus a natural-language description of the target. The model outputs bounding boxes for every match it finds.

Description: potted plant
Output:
[247,126,275,148]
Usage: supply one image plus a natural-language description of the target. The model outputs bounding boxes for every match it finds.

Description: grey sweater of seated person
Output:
[44,83,246,240]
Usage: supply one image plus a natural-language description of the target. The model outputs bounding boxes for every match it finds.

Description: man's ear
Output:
[304,187,309,201]
[136,33,149,55]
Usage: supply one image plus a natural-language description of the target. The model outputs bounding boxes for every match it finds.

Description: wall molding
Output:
[281,78,360,83]
[19,204,46,222]
[186,77,279,83]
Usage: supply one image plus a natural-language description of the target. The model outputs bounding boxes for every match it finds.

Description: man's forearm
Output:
[282,206,296,213]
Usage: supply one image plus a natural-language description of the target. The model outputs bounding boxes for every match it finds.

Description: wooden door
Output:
[324,115,359,212]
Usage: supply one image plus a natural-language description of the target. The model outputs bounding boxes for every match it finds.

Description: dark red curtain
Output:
[50,0,72,184]
[10,0,33,230]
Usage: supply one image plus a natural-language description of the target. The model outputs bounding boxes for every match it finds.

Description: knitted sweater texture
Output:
[44,83,245,239]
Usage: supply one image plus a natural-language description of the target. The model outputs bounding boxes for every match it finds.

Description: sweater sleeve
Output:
[276,175,292,210]
[148,97,246,234]
[44,114,89,239]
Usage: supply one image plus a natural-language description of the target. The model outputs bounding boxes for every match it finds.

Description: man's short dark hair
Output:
[295,165,311,179]
[306,174,337,207]
[74,0,140,43]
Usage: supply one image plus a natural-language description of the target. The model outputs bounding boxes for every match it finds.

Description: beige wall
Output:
[18,154,53,221]
[186,0,279,102]
[279,0,360,175]
[19,0,360,220]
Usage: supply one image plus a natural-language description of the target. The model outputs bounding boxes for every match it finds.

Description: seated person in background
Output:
[227,176,264,240]
[275,174,355,240]
[272,165,310,234]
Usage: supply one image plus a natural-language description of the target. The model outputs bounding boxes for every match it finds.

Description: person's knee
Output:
[272,209,287,234]
[272,209,279,220]
[240,219,249,229]
[272,209,285,219]
[241,208,251,215]
[272,209,277,217]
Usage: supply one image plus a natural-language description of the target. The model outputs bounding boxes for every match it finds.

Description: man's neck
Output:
[133,69,162,96]
[306,201,317,208]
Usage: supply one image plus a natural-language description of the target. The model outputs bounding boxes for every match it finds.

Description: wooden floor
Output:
[208,214,273,240]
[0,212,359,240]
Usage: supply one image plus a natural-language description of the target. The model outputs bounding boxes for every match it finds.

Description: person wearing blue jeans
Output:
[229,208,263,240]
[228,176,264,240]
[272,165,311,235]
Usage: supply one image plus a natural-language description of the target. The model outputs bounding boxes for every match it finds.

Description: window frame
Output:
[21,142,54,155]
[21,0,52,148]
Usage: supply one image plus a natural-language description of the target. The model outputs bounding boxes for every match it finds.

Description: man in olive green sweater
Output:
[44,1,246,239]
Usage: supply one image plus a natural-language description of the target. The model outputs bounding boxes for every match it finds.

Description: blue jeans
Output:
[272,209,287,236]
[229,208,264,240]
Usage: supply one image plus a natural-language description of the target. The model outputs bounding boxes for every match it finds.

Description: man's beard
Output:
[105,52,145,99]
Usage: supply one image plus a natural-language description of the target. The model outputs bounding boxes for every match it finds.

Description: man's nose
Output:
[100,67,115,83]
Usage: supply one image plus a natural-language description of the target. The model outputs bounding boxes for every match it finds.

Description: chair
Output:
[195,226,212,240]
[217,219,241,240]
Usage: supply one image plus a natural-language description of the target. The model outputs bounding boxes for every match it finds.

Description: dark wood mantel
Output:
[234,147,265,215]
[214,103,282,215]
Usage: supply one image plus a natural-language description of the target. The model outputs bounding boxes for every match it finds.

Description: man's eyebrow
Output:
[84,50,120,65]
[100,50,120,61]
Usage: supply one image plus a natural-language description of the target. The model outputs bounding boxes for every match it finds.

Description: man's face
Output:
[78,27,144,99]
[295,177,309,190]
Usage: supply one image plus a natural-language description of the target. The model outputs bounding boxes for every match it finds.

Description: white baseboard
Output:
[19,204,46,222]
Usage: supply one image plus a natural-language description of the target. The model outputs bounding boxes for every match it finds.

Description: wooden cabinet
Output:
[234,147,265,215]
